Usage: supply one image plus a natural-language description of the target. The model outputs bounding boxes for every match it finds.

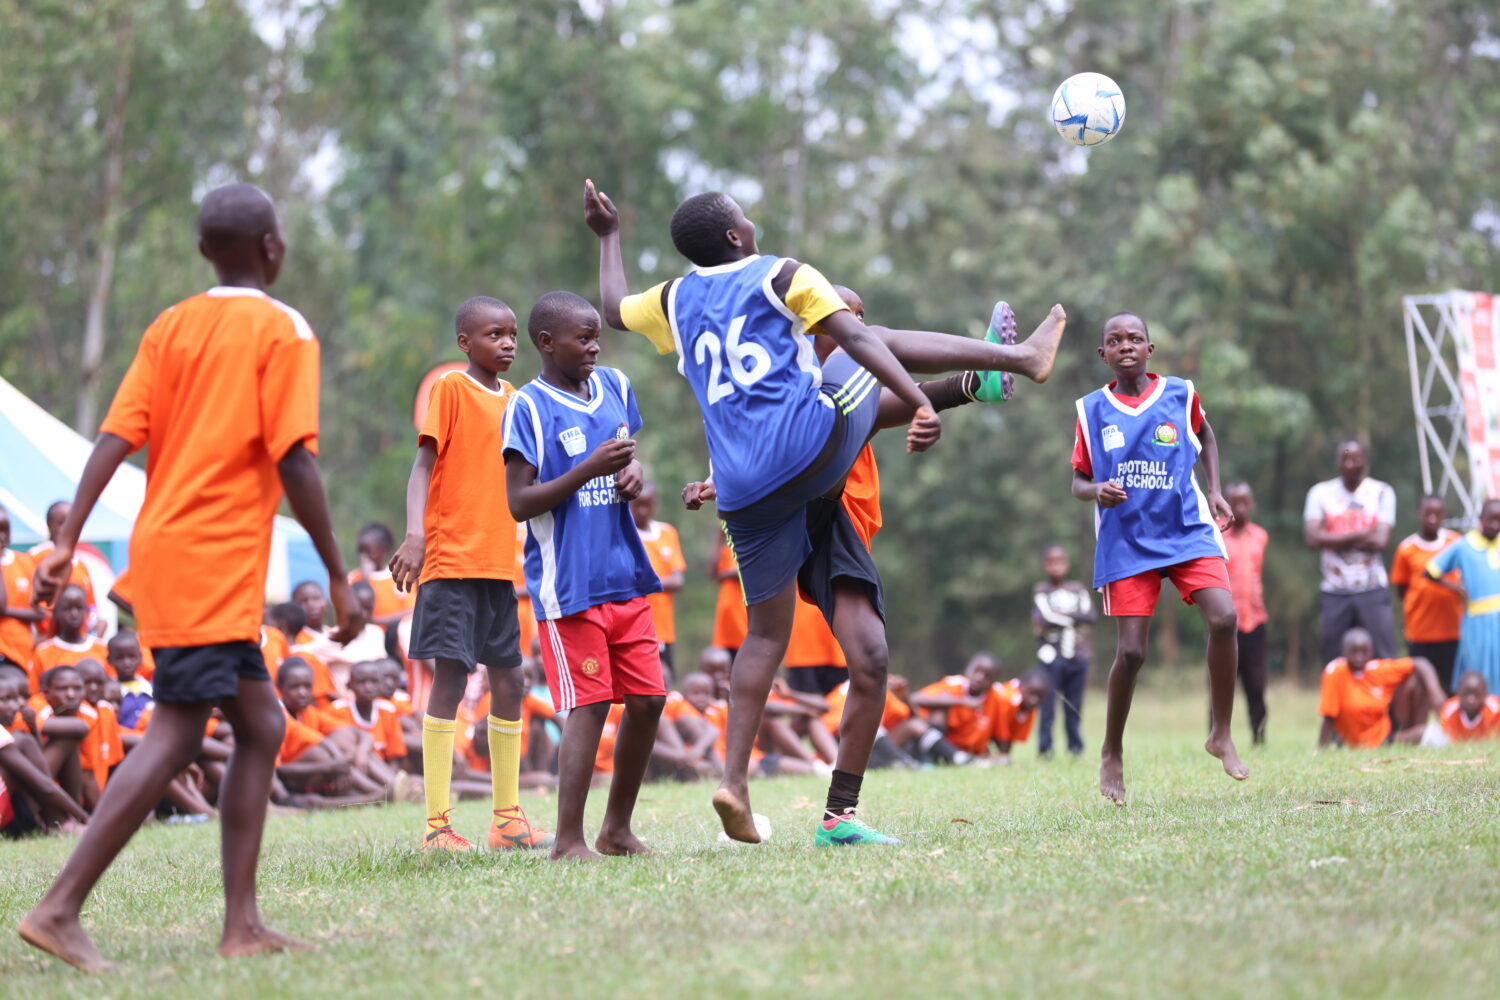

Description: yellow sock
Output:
[422,715,457,827]
[488,716,522,815]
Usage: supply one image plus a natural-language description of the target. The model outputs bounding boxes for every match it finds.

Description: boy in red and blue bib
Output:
[1072,311,1249,805]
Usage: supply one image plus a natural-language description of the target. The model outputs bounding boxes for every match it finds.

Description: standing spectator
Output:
[1424,498,1500,695]
[1304,440,1399,664]
[1390,494,1463,691]
[1224,481,1269,745]
[1031,545,1092,758]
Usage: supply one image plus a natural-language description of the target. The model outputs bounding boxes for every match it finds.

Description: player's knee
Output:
[1206,606,1238,637]
[1115,646,1146,673]
[843,635,889,687]
[495,665,527,701]
[236,704,286,756]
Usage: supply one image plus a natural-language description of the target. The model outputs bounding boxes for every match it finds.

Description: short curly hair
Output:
[670,192,740,267]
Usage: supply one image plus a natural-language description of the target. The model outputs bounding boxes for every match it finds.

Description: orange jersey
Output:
[36,701,103,779]
[289,703,348,737]
[0,549,37,667]
[456,692,492,772]
[416,370,519,584]
[349,569,416,621]
[285,641,337,706]
[515,523,539,658]
[27,542,97,639]
[638,521,687,644]
[276,708,325,765]
[917,675,1003,755]
[1440,694,1500,742]
[129,703,220,740]
[390,689,416,717]
[1390,531,1464,643]
[840,445,882,549]
[98,287,321,648]
[821,680,910,735]
[704,700,762,764]
[81,699,125,788]
[323,698,407,760]
[594,702,627,773]
[29,636,111,693]
[989,679,1037,745]
[260,626,291,669]
[1318,657,1416,748]
[712,544,748,650]
[662,690,693,724]
[786,596,846,668]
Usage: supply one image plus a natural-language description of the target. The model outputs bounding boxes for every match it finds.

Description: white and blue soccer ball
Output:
[1050,72,1126,147]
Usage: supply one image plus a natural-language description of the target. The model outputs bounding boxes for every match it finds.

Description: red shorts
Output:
[1101,557,1231,617]
[538,597,664,710]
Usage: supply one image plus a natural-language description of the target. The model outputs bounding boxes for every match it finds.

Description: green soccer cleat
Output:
[815,809,900,847]
[971,300,1017,404]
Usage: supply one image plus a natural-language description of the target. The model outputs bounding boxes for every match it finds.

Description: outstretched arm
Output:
[586,180,629,330]
[33,433,132,604]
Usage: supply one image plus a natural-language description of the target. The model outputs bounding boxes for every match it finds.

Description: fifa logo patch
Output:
[581,656,600,676]
[1152,421,1179,446]
[1102,425,1124,452]
[559,426,586,457]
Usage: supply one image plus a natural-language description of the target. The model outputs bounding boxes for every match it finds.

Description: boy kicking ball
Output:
[1071,311,1248,805]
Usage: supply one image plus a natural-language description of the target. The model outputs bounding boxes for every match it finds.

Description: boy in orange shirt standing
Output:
[0,505,43,673]
[20,183,361,972]
[388,295,551,852]
[1390,494,1463,692]
[631,480,687,685]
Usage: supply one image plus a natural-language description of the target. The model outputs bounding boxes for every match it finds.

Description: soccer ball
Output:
[1050,72,1126,147]
[717,813,773,843]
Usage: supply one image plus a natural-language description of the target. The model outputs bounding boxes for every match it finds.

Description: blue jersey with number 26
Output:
[665,255,835,511]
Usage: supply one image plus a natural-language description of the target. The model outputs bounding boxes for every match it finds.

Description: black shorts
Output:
[797,496,884,627]
[786,664,848,696]
[151,641,270,704]
[409,578,523,670]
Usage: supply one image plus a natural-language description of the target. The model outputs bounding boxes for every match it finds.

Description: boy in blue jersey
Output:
[585,180,1067,846]
[502,291,665,861]
[1071,312,1249,805]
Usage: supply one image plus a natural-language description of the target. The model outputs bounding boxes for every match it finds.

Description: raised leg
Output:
[870,304,1066,381]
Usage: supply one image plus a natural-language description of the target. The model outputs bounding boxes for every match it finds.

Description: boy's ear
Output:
[537,330,553,353]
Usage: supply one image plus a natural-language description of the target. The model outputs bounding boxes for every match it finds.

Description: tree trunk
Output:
[76,13,135,436]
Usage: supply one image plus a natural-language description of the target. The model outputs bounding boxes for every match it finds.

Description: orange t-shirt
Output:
[662,690,693,724]
[416,370,518,584]
[704,700,762,764]
[349,569,416,621]
[786,596,847,668]
[277,708,325,765]
[821,680,910,735]
[285,639,337,706]
[1439,694,1500,742]
[289,702,348,736]
[128,703,221,740]
[841,445,882,550]
[456,691,491,771]
[81,699,125,788]
[36,700,103,777]
[0,549,37,668]
[514,524,538,659]
[1318,657,1416,747]
[989,679,1037,745]
[390,689,416,717]
[594,702,627,773]
[638,521,687,644]
[98,287,321,648]
[29,636,112,692]
[1390,531,1463,643]
[917,675,1002,755]
[260,626,291,669]
[322,698,408,760]
[712,543,748,650]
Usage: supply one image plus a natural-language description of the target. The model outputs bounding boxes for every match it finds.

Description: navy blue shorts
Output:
[151,641,270,704]
[720,351,881,606]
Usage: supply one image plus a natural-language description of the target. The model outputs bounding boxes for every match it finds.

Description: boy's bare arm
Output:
[1317,716,1338,748]
[33,433,132,604]
[278,443,362,644]
[584,180,629,330]
[1412,658,1447,715]
[910,691,984,711]
[0,743,90,825]
[1073,468,1126,507]
[503,439,636,523]
[389,441,437,592]
[1195,419,1232,527]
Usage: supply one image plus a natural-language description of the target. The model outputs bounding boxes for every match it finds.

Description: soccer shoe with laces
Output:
[423,810,474,853]
[972,300,1018,404]
[487,806,555,850]
[815,809,900,847]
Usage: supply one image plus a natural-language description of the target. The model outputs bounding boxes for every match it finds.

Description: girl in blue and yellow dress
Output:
[1427,499,1500,692]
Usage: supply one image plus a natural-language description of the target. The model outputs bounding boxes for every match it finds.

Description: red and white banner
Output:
[1451,291,1500,498]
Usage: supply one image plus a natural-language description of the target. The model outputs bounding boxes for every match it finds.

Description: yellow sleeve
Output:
[619,281,675,355]
[785,264,849,331]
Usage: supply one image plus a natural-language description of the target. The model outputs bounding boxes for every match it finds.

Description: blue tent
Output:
[0,375,326,598]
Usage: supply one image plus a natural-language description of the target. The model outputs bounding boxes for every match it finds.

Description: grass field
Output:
[3,681,1498,999]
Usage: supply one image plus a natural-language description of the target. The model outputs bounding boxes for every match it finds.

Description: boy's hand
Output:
[584,179,620,237]
[388,535,425,594]
[615,459,644,502]
[585,437,636,478]
[906,406,941,453]
[31,547,75,607]
[1095,480,1127,508]
[682,480,717,510]
[1208,490,1232,529]
[326,577,365,644]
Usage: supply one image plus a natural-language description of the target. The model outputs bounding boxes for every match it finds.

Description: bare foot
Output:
[1099,752,1127,806]
[712,786,762,844]
[1020,304,1068,384]
[218,924,315,959]
[550,841,601,862]
[595,828,654,856]
[1205,733,1250,781]
[19,910,116,973]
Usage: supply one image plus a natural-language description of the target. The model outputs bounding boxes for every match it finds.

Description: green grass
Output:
[3,682,1498,999]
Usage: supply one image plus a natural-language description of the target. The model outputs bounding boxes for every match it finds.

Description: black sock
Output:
[825,769,863,816]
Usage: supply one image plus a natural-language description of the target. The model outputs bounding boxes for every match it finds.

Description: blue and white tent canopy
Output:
[0,375,325,599]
